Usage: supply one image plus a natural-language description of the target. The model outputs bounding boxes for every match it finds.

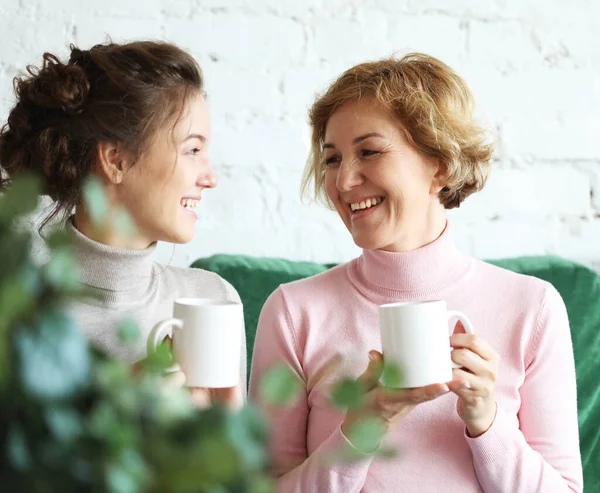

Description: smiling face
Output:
[323,98,447,252]
[116,93,215,245]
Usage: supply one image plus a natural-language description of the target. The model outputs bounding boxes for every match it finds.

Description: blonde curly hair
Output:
[302,53,495,209]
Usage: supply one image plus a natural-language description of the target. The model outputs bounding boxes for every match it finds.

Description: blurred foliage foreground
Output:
[0,174,398,493]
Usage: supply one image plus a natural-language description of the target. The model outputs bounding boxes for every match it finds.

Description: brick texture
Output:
[0,0,597,270]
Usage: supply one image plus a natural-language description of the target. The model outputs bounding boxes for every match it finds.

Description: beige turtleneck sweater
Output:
[66,220,247,391]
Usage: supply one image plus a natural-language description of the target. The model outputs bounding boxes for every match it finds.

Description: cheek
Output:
[121,167,153,204]
[324,172,339,202]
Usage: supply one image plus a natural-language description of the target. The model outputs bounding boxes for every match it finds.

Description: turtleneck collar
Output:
[348,221,473,302]
[67,219,157,295]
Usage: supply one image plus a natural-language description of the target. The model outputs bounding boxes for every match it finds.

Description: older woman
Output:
[249,53,582,492]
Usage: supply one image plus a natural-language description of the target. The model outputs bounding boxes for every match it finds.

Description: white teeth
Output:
[181,199,199,209]
[350,197,383,212]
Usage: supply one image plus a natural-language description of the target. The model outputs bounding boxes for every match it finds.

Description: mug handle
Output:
[147,318,183,373]
[447,310,475,369]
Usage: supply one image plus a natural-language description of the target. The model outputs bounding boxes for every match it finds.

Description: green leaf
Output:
[113,208,137,238]
[376,445,400,459]
[249,475,275,493]
[118,319,140,345]
[331,378,366,410]
[0,277,35,331]
[197,435,239,483]
[260,364,302,406]
[207,485,229,493]
[0,172,41,219]
[45,406,84,443]
[345,417,386,455]
[95,359,131,389]
[44,247,79,290]
[142,343,175,375]
[15,311,91,400]
[6,425,31,470]
[151,382,195,424]
[106,450,148,493]
[381,362,404,388]
[0,230,31,280]
[46,228,72,250]
[88,401,118,438]
[226,405,269,470]
[0,324,8,387]
[82,177,109,227]
[18,263,42,297]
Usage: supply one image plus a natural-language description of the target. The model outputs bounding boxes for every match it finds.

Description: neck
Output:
[74,207,152,250]
[381,205,447,253]
[349,218,473,300]
[67,216,157,295]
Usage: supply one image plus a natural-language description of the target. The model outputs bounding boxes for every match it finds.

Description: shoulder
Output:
[258,262,351,327]
[155,263,240,302]
[277,261,350,304]
[471,258,556,305]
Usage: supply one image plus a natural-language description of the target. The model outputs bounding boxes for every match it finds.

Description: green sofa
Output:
[191,254,600,490]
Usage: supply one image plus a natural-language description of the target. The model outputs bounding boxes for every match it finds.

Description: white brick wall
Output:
[1,0,598,270]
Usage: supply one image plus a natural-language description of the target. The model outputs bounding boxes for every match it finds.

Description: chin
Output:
[351,232,388,251]
[164,225,195,245]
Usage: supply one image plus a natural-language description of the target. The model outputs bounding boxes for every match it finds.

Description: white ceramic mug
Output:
[147,298,243,388]
[379,300,474,388]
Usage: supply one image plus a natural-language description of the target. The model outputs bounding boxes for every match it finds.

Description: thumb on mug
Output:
[357,350,384,391]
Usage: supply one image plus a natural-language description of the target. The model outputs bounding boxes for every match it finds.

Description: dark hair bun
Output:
[0,51,92,210]
[21,52,90,116]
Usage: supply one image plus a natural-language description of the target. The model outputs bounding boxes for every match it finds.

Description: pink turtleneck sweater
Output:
[249,224,583,493]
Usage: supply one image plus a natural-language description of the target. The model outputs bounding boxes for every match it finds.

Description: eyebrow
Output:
[182,133,206,143]
[322,132,385,149]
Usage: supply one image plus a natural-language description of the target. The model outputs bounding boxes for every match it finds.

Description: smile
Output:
[349,196,384,212]
[180,198,200,210]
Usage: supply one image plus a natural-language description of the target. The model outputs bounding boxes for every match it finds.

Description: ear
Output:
[429,160,446,195]
[96,141,130,185]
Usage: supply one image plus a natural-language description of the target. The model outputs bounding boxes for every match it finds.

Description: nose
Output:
[198,158,217,189]
[335,158,364,192]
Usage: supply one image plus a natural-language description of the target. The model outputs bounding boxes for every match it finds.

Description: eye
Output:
[187,148,202,156]
[324,155,342,168]
[361,149,379,157]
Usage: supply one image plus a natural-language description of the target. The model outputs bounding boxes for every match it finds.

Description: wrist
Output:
[465,403,497,438]
[341,415,388,453]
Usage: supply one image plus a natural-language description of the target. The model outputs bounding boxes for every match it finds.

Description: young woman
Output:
[0,41,245,407]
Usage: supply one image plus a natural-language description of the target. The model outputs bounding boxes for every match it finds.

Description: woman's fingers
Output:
[161,369,186,389]
[189,388,212,409]
[210,386,244,410]
[382,382,451,405]
[451,348,487,375]
[450,334,498,362]
[356,350,384,392]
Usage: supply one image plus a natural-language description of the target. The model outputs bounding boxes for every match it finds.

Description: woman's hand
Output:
[341,350,463,451]
[162,370,244,411]
[136,336,243,411]
[450,323,499,437]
